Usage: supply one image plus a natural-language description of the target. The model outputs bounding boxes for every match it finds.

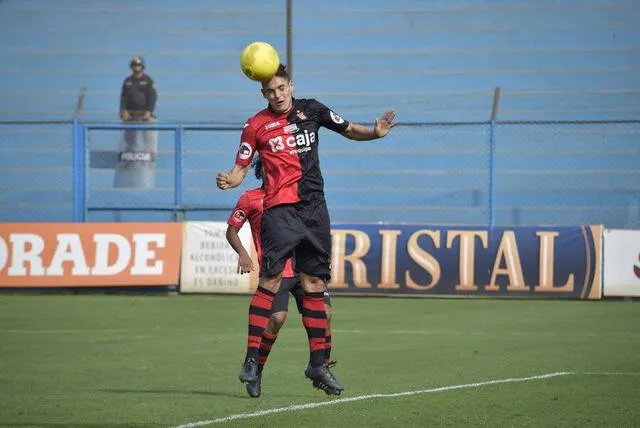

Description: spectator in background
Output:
[120,56,157,139]
[114,56,158,188]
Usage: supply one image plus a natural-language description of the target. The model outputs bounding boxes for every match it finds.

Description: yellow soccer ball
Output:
[240,41,280,82]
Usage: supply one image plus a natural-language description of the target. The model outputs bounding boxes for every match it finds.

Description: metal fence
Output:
[0,119,638,228]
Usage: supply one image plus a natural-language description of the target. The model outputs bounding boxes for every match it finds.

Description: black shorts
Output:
[261,198,332,279]
[271,276,332,314]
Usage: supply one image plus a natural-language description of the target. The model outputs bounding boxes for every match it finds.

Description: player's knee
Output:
[269,311,287,332]
[302,274,325,293]
[261,274,282,293]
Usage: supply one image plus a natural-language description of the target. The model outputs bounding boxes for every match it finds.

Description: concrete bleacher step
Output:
[0,189,71,204]
[0,206,72,222]
[10,69,632,94]
[329,205,489,225]
[2,169,70,188]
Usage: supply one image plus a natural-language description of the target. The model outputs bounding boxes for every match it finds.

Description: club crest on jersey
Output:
[296,110,307,120]
[283,123,298,134]
[233,209,246,221]
[238,142,252,160]
[330,111,344,124]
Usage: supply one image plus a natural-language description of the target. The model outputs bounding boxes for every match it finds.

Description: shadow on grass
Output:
[3,425,158,428]
[102,388,310,399]
[103,388,246,398]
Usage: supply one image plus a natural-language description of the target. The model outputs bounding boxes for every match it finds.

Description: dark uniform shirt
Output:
[235,98,349,210]
[120,74,157,114]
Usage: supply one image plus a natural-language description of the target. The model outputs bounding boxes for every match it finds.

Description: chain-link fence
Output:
[0,121,74,222]
[494,120,640,227]
[0,120,638,229]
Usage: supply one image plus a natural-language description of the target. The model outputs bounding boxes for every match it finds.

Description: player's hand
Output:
[142,111,152,121]
[237,254,253,274]
[216,172,232,190]
[374,110,397,138]
[121,110,131,121]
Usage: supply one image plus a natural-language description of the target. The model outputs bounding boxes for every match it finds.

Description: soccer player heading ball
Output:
[217,64,397,395]
[225,156,336,398]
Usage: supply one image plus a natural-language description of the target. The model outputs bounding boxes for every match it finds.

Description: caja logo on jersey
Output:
[268,130,316,154]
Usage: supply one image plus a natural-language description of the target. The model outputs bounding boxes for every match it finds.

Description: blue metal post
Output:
[174,126,184,213]
[81,124,88,222]
[72,118,86,222]
[488,120,496,228]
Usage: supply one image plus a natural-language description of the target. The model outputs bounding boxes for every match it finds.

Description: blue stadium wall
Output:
[0,0,639,227]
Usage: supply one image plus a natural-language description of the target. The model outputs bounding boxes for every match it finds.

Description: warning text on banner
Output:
[180,221,258,294]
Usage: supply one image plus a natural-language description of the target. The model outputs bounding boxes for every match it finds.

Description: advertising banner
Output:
[180,221,258,294]
[328,224,602,299]
[0,223,182,287]
[603,229,640,297]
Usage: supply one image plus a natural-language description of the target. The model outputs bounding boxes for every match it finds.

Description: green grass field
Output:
[0,295,638,427]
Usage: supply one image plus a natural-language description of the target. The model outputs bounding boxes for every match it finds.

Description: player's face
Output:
[261,76,293,114]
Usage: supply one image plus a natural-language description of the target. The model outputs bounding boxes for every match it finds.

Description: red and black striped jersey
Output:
[227,187,295,278]
[234,98,349,210]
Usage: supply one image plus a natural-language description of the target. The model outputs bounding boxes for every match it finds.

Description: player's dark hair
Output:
[252,155,263,181]
[275,64,290,80]
[261,64,290,87]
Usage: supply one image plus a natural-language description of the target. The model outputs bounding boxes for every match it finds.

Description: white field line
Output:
[174,372,571,427]
[333,329,640,338]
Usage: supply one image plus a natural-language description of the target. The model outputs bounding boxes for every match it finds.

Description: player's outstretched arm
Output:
[226,225,253,274]
[217,163,250,190]
[342,110,397,141]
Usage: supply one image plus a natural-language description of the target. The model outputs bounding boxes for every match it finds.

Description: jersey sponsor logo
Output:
[283,123,298,134]
[238,142,253,160]
[265,121,281,130]
[232,209,246,221]
[330,111,344,124]
[268,130,316,154]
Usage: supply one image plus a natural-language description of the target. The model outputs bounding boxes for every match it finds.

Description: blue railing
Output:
[1,119,638,228]
[75,122,248,223]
